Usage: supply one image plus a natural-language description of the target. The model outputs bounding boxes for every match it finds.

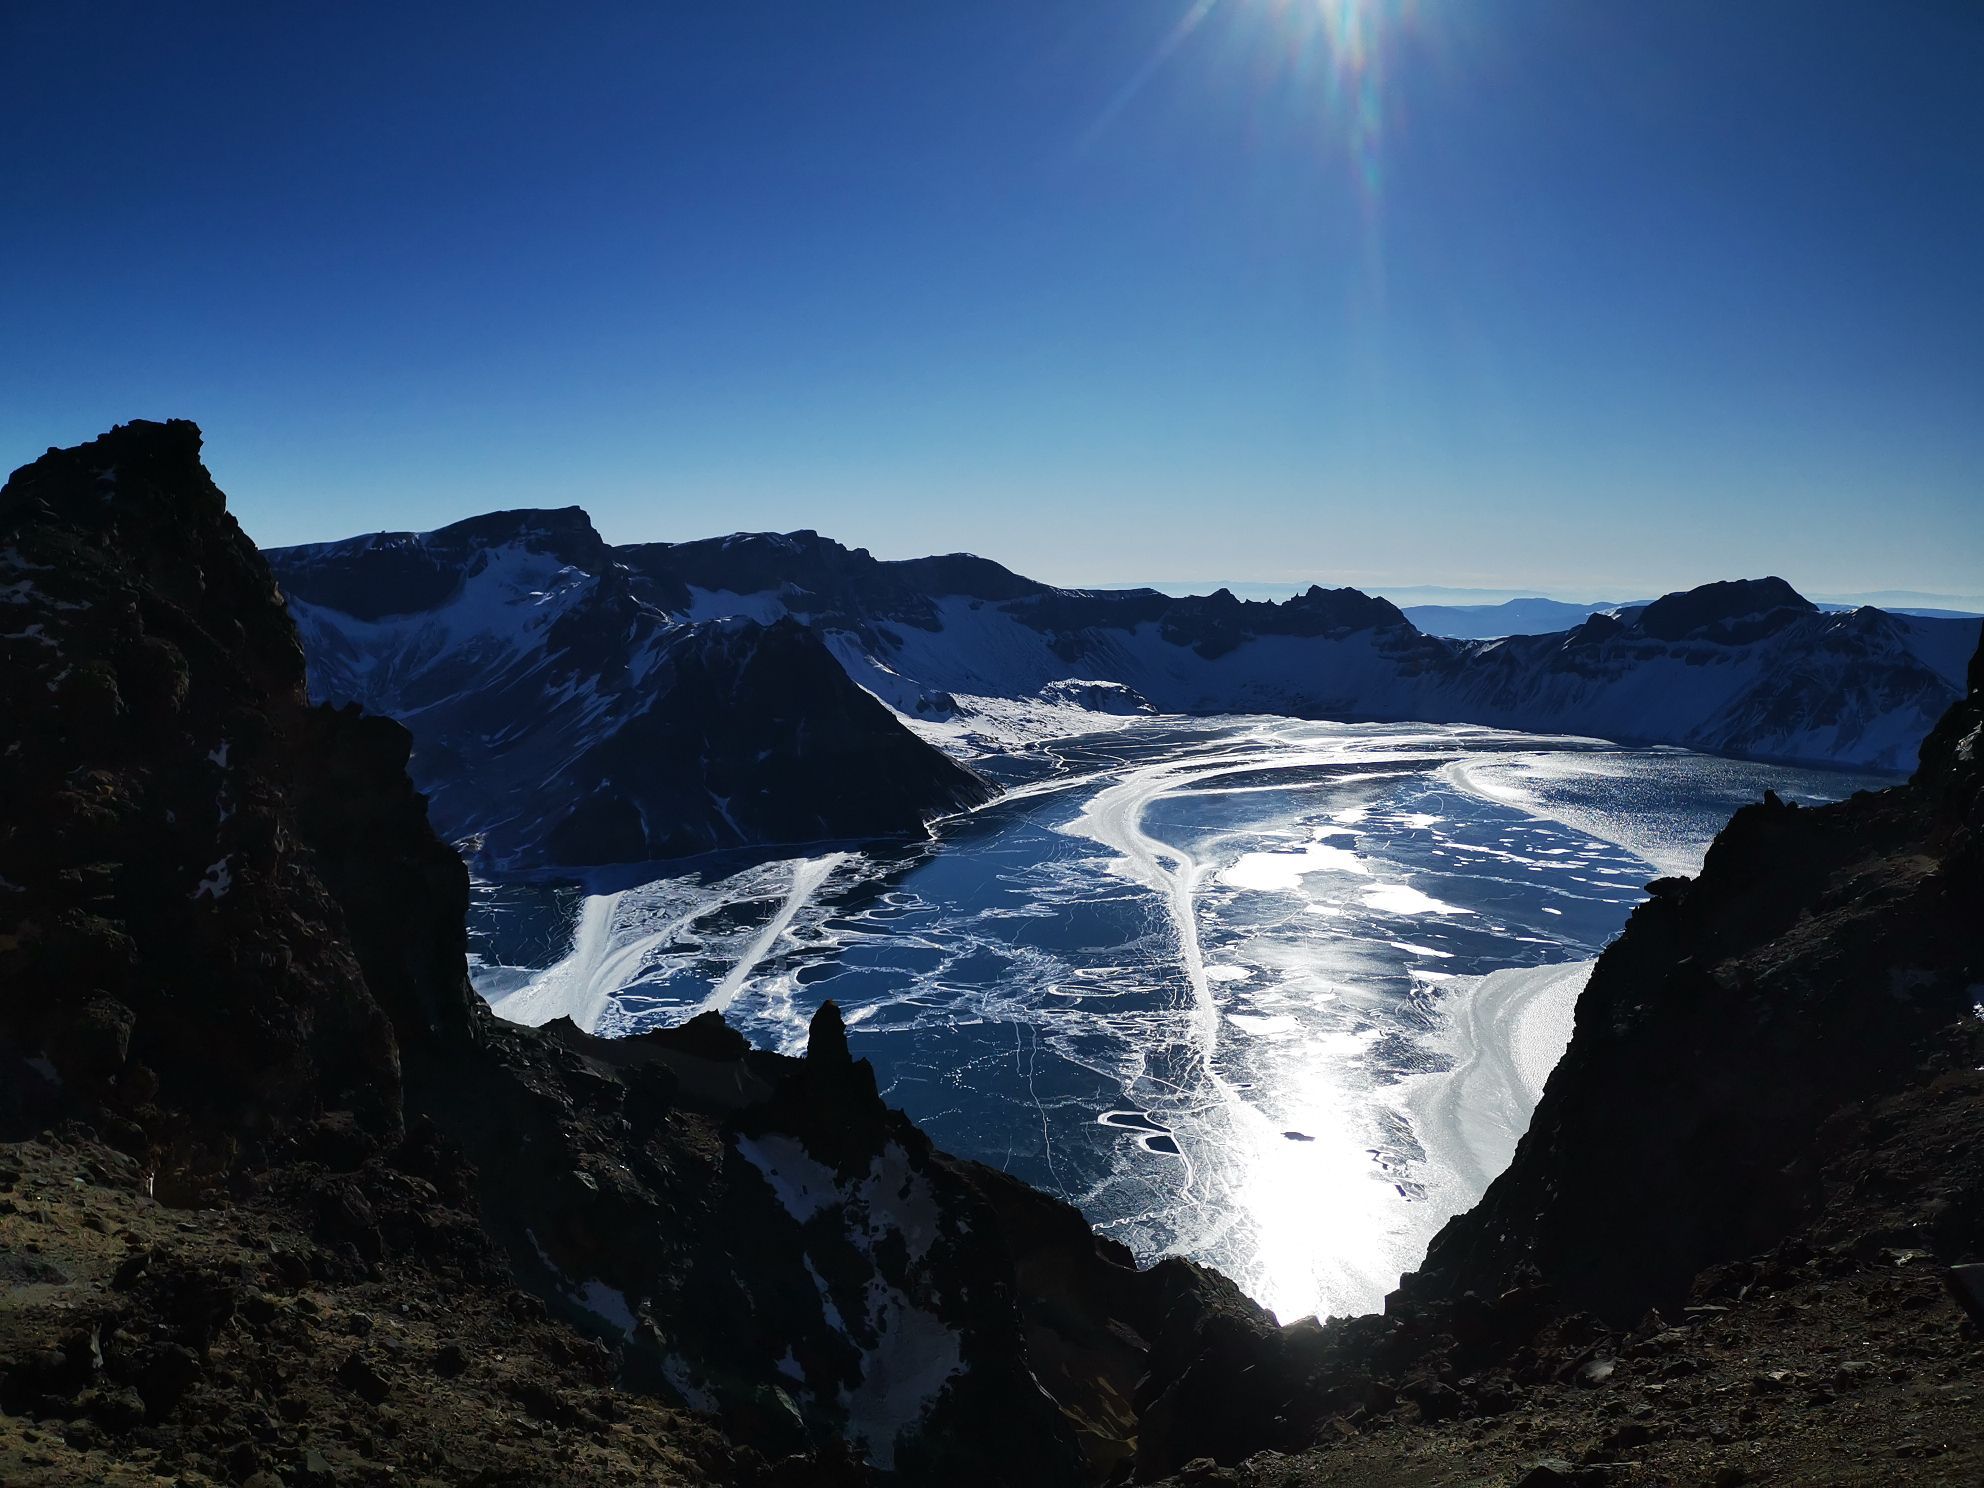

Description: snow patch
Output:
[191,857,234,901]
[734,1133,963,1468]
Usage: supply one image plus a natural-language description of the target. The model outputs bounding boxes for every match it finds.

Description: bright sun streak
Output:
[1092,0,1414,216]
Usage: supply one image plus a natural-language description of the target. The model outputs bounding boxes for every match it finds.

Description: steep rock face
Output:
[0,421,412,1184]
[273,505,612,620]
[1401,630,1984,1323]
[267,522,991,870]
[533,615,993,867]
[1,421,1264,1484]
[482,1002,1273,1483]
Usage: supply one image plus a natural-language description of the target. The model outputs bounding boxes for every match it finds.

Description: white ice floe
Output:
[1222,838,1369,891]
[1360,883,1473,916]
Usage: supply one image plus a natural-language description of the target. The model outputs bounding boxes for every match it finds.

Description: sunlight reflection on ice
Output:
[469,718,1891,1325]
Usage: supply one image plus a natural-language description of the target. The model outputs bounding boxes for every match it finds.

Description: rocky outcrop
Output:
[1627,574,1815,643]
[1437,592,1971,768]
[0,422,1273,1485]
[0,420,410,1185]
[273,505,614,621]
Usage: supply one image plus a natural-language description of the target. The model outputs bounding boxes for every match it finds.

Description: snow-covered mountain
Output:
[267,510,990,870]
[1424,579,1976,766]
[1401,593,1979,640]
[270,517,1979,867]
[611,534,1972,770]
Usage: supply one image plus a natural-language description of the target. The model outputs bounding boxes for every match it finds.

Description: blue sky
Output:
[4,1,1980,598]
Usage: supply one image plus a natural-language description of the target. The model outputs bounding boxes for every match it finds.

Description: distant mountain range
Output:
[266,512,1980,868]
[1401,594,1982,640]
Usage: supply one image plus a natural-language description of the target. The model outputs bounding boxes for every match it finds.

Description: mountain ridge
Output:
[271,511,1978,819]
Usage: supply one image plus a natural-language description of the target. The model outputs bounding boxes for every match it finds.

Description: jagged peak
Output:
[1286,583,1410,627]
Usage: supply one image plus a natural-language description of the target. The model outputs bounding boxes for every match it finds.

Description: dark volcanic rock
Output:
[535,613,992,868]
[272,505,612,621]
[1402,628,1984,1323]
[0,420,404,1176]
[1631,575,1814,644]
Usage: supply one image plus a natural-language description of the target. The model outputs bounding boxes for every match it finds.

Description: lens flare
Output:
[1267,0,1417,218]
[1088,0,1421,229]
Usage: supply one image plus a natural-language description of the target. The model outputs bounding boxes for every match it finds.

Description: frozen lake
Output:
[468,718,1891,1323]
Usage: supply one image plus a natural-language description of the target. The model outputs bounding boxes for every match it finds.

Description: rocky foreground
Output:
[3,421,1982,1486]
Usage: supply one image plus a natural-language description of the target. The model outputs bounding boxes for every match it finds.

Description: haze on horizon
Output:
[4,1,1980,602]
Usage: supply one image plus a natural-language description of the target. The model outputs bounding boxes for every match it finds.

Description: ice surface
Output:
[471,717,1889,1324]
[1396,960,1593,1212]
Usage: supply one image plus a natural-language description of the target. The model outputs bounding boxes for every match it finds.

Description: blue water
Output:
[468,718,1891,1320]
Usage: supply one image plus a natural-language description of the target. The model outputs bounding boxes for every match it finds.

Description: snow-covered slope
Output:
[268,514,989,870]
[1429,586,1968,768]
[622,543,1972,771]
[277,517,1979,824]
